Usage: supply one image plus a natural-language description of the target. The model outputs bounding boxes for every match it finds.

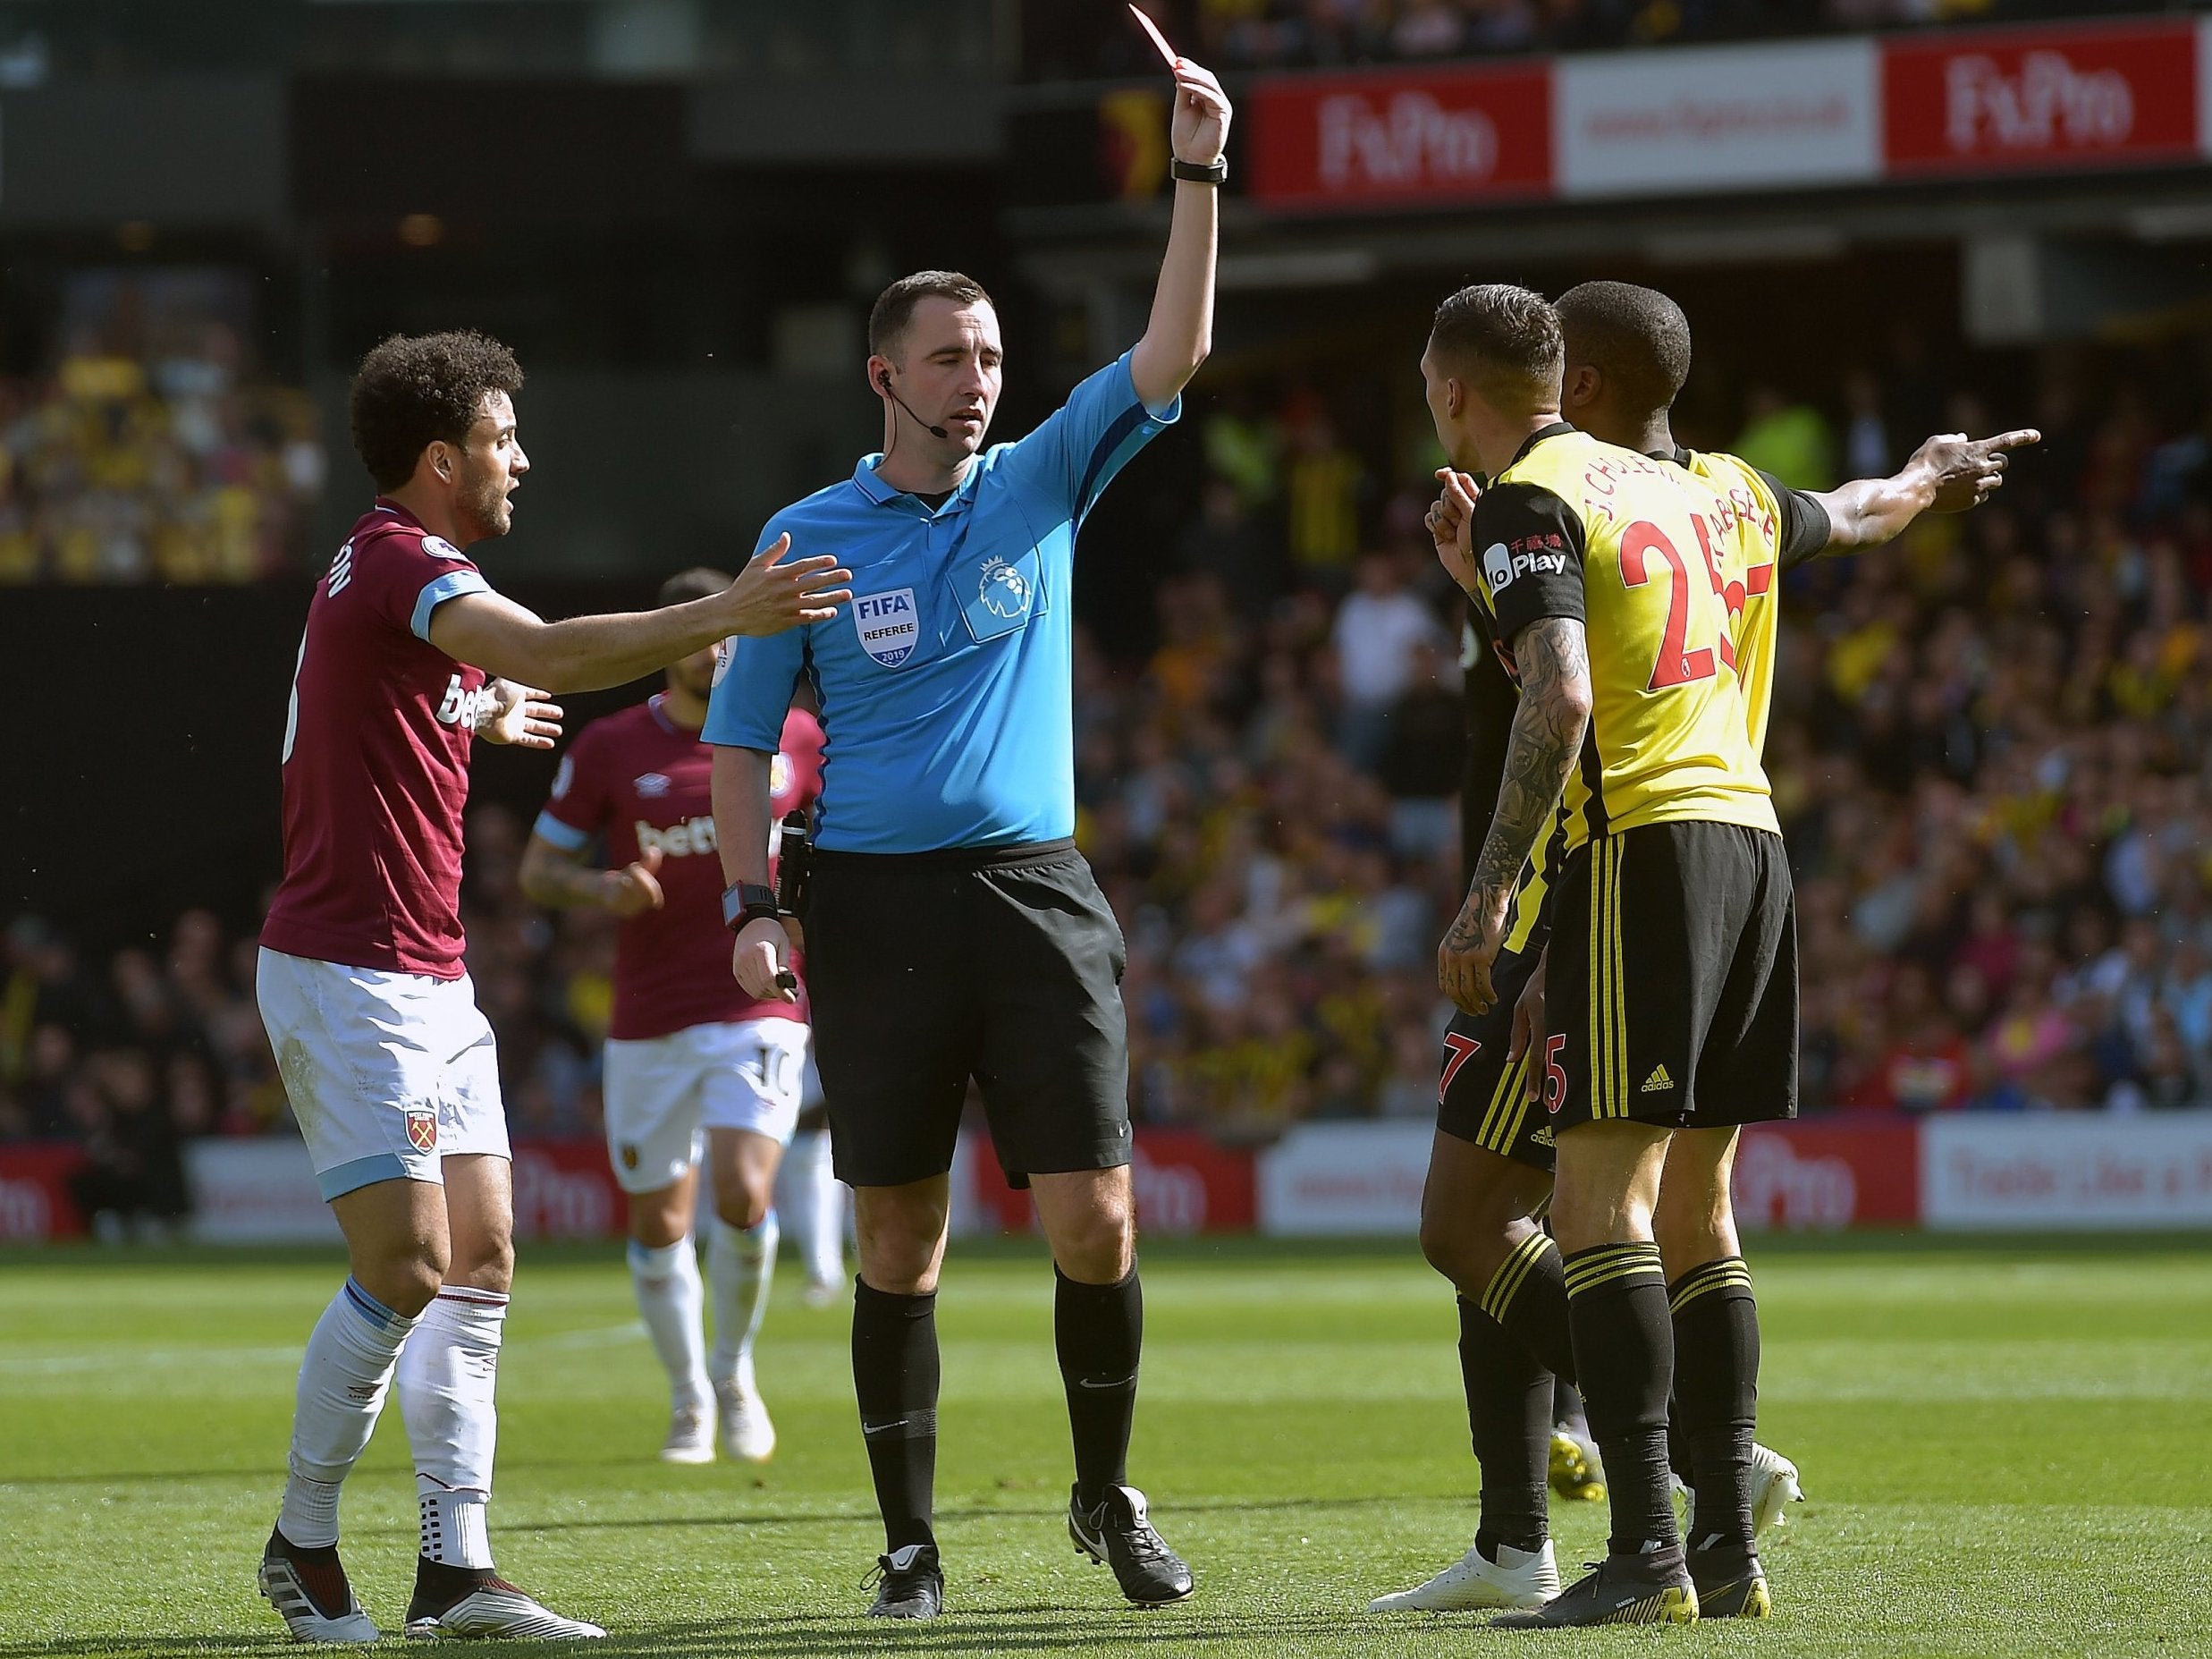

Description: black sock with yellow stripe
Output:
[1480,1229,1575,1383]
[1457,1297,1549,1557]
[1668,1256,1760,1551]
[1564,1240,1678,1555]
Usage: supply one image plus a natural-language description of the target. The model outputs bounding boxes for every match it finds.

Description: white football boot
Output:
[1368,1538,1560,1612]
[404,1578,606,1640]
[1749,1443,1805,1534]
[1673,1442,1804,1536]
[714,1366,776,1463]
[258,1532,381,1643]
[659,1398,715,1465]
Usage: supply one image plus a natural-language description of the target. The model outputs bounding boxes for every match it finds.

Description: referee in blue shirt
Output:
[706,56,1232,1622]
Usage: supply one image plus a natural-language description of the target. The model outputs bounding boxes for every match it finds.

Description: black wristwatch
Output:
[722,881,782,934]
[1171,157,1228,186]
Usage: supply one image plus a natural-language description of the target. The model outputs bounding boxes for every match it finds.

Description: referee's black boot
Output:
[864,1544,943,1620]
[1068,1484,1194,1606]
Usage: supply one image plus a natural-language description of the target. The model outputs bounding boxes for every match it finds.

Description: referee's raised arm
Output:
[1127,58,1232,413]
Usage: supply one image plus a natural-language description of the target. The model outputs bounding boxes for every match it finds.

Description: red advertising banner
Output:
[1251,62,1552,210]
[969,1129,1255,1237]
[1884,21,2199,175]
[1732,1119,1921,1231]
[510,1138,628,1240]
[0,1144,89,1241]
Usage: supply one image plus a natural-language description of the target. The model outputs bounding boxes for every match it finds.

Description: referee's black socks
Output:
[1563,1240,1679,1556]
[1668,1256,1760,1550]
[1054,1263,1142,1511]
[852,1279,939,1553]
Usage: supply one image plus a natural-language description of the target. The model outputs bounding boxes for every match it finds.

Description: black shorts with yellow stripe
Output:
[1436,941,1558,1172]
[1545,820,1798,1135]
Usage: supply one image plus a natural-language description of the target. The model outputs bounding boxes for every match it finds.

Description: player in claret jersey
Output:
[253,331,848,1643]
[521,571,823,1466]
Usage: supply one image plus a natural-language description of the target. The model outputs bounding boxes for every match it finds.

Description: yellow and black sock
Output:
[1668,1255,1760,1550]
[1564,1240,1677,1555]
[1457,1296,1550,1557]
[1481,1228,1575,1383]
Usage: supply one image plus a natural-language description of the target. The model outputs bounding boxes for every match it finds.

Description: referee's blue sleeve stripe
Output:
[1074,404,1152,521]
[530,811,591,851]
[410,571,491,642]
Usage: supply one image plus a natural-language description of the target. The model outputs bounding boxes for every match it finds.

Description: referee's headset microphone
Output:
[878,369,949,443]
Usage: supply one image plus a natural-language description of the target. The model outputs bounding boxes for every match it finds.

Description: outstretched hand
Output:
[723,535,853,638]
[478,680,562,749]
[1914,428,2041,513]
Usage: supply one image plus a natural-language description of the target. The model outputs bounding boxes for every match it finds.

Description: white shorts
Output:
[256,948,511,1202]
[602,1017,809,1195]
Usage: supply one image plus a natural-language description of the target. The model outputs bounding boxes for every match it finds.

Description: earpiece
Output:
[876,368,950,441]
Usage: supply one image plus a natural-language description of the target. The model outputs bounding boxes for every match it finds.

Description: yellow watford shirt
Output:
[1667,446,1831,761]
[1467,424,1783,850]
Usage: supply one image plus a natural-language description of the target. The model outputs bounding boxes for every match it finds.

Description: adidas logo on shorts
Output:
[1642,1064,1676,1094]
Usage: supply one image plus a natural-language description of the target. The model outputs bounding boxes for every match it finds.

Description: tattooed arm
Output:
[1437,616,1591,1016]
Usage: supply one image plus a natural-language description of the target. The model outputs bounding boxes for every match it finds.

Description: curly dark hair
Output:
[1428,283,1562,414]
[349,331,525,492]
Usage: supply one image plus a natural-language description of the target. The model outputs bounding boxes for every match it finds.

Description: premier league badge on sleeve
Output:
[854,588,920,668]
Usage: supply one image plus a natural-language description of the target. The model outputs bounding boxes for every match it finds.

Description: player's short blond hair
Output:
[1428,284,1562,415]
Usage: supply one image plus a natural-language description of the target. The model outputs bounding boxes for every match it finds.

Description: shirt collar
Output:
[848,454,979,519]
[371,496,426,531]
[1507,420,1576,471]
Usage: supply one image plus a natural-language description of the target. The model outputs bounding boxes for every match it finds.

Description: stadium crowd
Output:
[0,334,324,585]
[11,328,2212,1233]
[1030,0,2150,78]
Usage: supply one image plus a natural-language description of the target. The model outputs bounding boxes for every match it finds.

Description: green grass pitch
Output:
[3,1234,2208,1657]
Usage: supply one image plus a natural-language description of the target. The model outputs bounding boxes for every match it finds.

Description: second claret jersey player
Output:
[523,567,824,1467]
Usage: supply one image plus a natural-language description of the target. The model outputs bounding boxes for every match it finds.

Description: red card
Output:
[1127,4,1178,70]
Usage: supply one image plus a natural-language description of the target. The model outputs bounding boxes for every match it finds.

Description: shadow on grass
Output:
[486,1489,1433,1540]
[0,1606,1389,1659]
[1,1453,667,1488]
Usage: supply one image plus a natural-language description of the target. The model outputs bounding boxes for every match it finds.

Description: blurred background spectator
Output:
[0,269,323,583]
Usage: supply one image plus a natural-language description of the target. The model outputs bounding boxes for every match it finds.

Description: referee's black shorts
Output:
[800,838,1132,1189]
[1544,820,1797,1138]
